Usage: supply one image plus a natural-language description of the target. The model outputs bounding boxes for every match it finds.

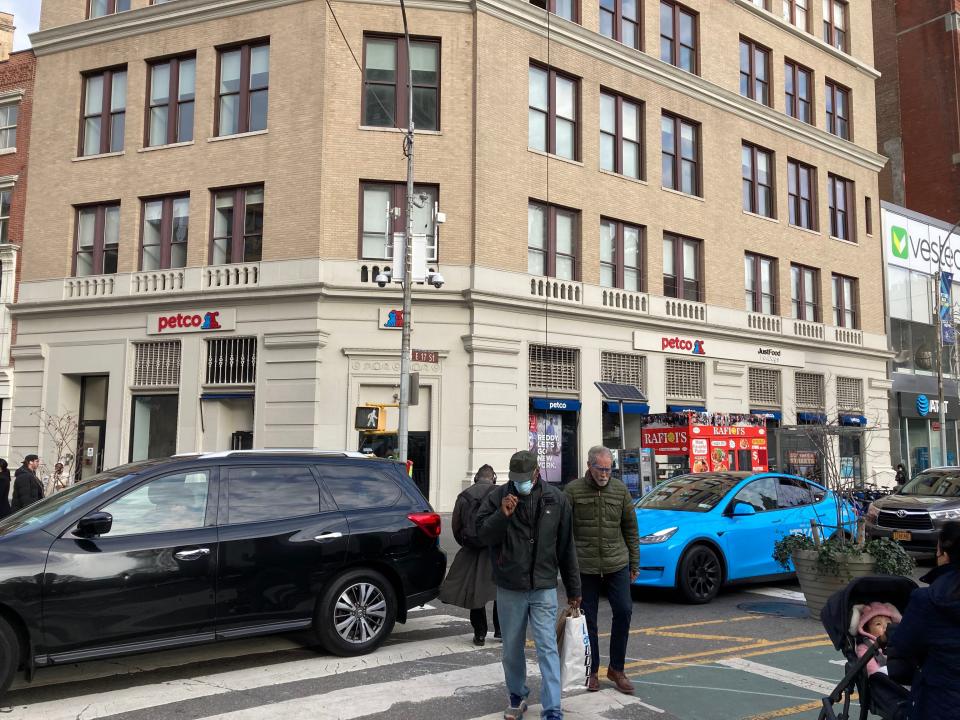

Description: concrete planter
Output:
[791,549,876,618]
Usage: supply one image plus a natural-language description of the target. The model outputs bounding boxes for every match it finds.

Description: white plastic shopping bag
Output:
[556,607,591,693]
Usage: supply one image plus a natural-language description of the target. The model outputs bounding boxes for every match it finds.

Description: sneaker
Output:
[504,694,528,720]
[473,635,486,647]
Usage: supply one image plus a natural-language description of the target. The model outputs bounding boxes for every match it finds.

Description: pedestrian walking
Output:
[477,450,580,720]
[894,463,907,490]
[564,445,640,695]
[0,459,10,518]
[439,464,501,645]
[11,454,43,512]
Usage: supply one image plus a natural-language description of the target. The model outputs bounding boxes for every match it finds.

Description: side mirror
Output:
[730,501,757,517]
[73,511,113,538]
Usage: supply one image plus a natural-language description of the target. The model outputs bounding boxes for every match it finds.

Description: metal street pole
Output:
[937,271,948,463]
[397,0,414,466]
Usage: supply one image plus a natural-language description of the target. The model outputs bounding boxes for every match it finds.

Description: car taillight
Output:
[408,512,442,539]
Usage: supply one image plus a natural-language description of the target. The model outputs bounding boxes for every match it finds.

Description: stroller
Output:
[818,576,917,720]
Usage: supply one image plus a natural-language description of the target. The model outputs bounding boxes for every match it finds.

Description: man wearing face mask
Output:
[564,446,640,694]
[477,450,581,720]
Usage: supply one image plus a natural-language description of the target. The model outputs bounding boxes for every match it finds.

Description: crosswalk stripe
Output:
[745,587,806,601]
[463,690,666,719]
[3,633,487,720]
[718,658,837,695]
[198,660,524,720]
[11,613,470,691]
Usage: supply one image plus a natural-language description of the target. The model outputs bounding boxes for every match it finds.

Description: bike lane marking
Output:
[717,658,836,695]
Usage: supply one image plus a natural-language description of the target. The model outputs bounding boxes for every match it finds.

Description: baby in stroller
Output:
[818,576,915,720]
[853,602,902,676]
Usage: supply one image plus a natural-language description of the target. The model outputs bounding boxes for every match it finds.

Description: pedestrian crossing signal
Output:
[355,406,385,431]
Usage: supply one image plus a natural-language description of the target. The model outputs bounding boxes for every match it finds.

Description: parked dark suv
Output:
[0,451,445,695]
[865,467,960,556]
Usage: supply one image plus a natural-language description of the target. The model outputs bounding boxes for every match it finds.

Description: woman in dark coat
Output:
[439,465,500,645]
[887,521,960,720]
[0,459,9,518]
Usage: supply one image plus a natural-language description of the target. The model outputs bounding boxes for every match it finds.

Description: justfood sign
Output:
[147,308,237,335]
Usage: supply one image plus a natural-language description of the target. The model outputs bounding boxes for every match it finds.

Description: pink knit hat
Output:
[855,602,902,640]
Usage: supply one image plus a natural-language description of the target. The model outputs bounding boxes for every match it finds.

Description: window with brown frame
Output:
[782,0,808,31]
[663,233,702,301]
[745,252,777,314]
[146,55,196,147]
[659,1,697,74]
[787,158,817,230]
[528,201,579,280]
[210,185,264,265]
[0,189,11,243]
[362,36,440,131]
[748,0,769,9]
[0,102,17,150]
[739,37,770,106]
[359,182,438,261]
[80,67,127,156]
[832,273,858,328]
[600,90,643,180]
[825,79,850,140]
[828,173,854,242]
[865,196,873,235]
[791,263,819,322]
[88,0,130,18]
[661,112,700,196]
[742,143,774,218]
[599,0,640,49]
[141,195,189,271]
[784,60,812,124]
[530,0,578,22]
[529,64,579,161]
[600,218,644,291]
[823,0,848,52]
[216,42,269,137]
[75,203,120,277]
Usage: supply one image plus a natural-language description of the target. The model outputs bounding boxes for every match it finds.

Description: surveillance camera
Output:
[375,272,390,288]
[429,272,445,289]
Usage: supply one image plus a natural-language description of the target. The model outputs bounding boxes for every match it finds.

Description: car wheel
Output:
[0,616,19,695]
[315,568,397,657]
[678,545,722,604]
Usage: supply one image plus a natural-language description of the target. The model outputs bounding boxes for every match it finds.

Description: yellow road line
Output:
[620,633,827,672]
[644,631,758,641]
[636,615,759,633]
[742,693,858,720]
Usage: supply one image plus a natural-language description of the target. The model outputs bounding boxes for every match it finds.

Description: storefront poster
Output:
[529,414,562,485]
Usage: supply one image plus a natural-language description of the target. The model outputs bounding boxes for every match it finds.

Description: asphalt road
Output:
[0,515,902,720]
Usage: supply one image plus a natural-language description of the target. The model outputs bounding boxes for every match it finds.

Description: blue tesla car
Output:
[634,472,855,603]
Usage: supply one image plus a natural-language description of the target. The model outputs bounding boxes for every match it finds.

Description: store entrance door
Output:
[75,375,109,483]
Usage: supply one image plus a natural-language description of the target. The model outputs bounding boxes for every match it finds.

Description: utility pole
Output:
[397,0,414,466]
[937,270,949,463]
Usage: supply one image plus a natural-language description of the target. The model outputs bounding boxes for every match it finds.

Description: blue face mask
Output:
[515,479,534,496]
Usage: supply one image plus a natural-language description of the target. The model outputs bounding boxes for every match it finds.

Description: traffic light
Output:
[354,405,386,431]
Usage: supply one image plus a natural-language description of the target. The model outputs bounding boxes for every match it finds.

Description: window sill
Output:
[527,148,583,167]
[789,224,821,237]
[138,141,195,153]
[830,235,858,246]
[207,130,268,143]
[660,186,704,202]
[599,169,647,186]
[0,147,15,156]
[358,125,442,136]
[742,210,779,224]
[72,151,124,162]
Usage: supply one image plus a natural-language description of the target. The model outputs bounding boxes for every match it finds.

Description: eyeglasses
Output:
[590,464,613,474]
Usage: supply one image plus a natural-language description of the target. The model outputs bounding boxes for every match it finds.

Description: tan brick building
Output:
[12,0,890,508]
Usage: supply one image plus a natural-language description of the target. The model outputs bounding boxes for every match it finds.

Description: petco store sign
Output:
[147,308,237,335]
[633,331,804,367]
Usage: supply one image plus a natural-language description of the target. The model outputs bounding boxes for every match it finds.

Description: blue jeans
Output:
[579,566,633,672]
[497,586,562,719]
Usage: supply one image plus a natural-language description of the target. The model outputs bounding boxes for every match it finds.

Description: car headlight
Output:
[930,508,960,520]
[638,526,678,544]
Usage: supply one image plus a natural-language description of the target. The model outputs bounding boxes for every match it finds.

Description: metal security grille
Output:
[749,367,781,407]
[837,376,863,411]
[529,344,579,392]
[206,337,257,385]
[665,358,705,399]
[133,341,181,387]
[795,372,825,409]
[601,352,646,393]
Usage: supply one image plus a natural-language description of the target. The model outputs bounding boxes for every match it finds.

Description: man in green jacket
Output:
[564,445,640,694]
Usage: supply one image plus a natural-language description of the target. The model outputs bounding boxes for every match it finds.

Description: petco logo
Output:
[661,336,706,355]
[147,308,236,335]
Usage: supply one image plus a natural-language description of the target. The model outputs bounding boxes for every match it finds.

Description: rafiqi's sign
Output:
[147,308,237,335]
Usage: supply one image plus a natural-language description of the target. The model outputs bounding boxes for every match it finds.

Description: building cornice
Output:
[476,0,887,172]
[29,0,311,55]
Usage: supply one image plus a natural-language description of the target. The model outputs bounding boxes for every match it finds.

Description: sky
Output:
[0,0,41,52]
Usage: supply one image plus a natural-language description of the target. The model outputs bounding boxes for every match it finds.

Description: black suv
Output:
[866,467,960,556]
[0,451,445,694]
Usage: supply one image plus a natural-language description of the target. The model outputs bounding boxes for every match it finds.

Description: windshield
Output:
[900,470,960,498]
[636,474,741,512]
[0,460,163,536]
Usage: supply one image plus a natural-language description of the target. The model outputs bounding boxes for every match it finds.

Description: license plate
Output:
[893,531,912,542]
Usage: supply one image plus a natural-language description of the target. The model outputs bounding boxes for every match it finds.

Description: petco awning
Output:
[604,401,650,415]
[750,410,783,421]
[839,414,867,427]
[797,412,827,423]
[667,404,706,413]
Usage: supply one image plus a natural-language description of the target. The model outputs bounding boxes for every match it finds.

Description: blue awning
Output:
[667,404,705,413]
[200,392,255,400]
[840,414,868,427]
[604,401,650,415]
[531,397,582,412]
[797,412,827,424]
[750,410,782,421]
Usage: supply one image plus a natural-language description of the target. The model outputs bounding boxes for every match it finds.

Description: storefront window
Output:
[130,395,179,462]
[907,418,931,474]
